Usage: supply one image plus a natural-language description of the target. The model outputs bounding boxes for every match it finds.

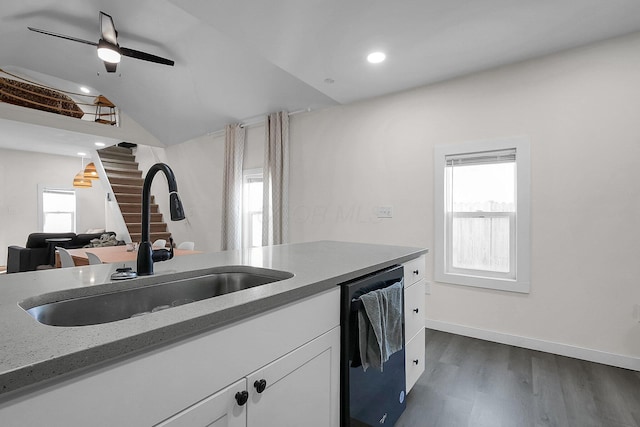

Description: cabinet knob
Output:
[413,308,419,314]
[413,269,419,275]
[254,379,267,394]
[413,359,419,365]
[235,391,249,406]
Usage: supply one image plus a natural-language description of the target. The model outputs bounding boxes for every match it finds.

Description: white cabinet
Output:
[157,327,340,427]
[405,328,426,392]
[403,255,426,393]
[405,277,425,339]
[156,379,247,427]
[246,327,340,427]
[403,255,426,287]
[0,288,341,427]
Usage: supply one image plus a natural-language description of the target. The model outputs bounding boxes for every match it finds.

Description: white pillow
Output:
[86,228,106,234]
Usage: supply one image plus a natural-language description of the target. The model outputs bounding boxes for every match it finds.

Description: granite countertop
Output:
[0,240,427,399]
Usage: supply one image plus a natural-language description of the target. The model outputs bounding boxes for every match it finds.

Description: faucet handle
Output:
[151,237,175,262]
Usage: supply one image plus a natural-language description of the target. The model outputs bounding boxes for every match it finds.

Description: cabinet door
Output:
[155,379,247,427]
[246,327,340,427]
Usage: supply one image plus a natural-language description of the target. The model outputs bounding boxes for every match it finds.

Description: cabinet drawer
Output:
[404,279,425,340]
[405,328,425,393]
[403,255,425,286]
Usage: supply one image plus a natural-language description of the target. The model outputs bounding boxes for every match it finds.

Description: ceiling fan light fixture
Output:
[97,39,121,63]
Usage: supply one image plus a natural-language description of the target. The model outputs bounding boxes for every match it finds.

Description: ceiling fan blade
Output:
[120,47,175,66]
[99,11,118,45]
[104,61,118,73]
[28,27,97,46]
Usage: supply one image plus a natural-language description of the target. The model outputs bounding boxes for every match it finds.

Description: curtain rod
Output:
[206,108,310,137]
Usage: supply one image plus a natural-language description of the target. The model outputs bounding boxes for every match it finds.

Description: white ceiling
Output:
[2,0,640,151]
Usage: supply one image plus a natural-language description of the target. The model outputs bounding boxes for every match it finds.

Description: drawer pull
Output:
[413,308,419,314]
[413,269,419,275]
[413,359,419,365]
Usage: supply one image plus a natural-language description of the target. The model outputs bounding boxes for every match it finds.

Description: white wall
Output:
[0,148,106,264]
[156,135,224,252]
[287,32,640,361]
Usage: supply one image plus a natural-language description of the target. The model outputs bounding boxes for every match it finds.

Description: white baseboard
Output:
[425,319,640,371]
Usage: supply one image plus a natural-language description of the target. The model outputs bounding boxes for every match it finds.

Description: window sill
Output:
[435,271,530,293]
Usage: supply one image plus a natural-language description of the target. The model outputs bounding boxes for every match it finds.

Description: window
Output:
[242,169,263,248]
[40,188,76,233]
[434,137,530,293]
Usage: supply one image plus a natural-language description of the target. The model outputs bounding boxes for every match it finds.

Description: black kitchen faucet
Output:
[136,163,185,275]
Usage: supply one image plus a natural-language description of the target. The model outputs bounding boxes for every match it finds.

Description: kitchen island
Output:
[0,241,427,426]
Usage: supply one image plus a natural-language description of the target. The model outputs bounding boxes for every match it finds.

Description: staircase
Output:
[98,146,172,244]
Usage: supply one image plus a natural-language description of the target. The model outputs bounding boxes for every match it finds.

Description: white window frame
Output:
[38,185,77,233]
[242,168,263,249]
[434,137,531,293]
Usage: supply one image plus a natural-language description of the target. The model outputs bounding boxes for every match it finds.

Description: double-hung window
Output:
[242,169,263,248]
[434,137,530,293]
[40,188,77,233]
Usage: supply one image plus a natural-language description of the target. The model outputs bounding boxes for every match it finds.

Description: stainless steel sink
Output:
[21,267,293,327]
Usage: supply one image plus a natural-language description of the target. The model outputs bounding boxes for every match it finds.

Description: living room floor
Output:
[396,329,640,427]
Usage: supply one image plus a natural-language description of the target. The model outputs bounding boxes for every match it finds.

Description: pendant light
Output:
[83,162,99,180]
[73,172,92,188]
[73,155,92,188]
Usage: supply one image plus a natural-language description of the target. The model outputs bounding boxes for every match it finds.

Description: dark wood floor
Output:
[396,329,640,427]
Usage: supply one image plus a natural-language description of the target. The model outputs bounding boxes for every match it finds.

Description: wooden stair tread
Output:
[99,154,137,162]
[111,185,143,194]
[119,205,159,214]
[109,176,144,186]
[104,167,142,178]
[99,147,135,158]
[100,158,139,167]
[127,223,167,233]
[100,145,132,153]
[129,232,172,243]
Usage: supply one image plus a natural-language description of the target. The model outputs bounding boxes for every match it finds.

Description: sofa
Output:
[6,232,118,273]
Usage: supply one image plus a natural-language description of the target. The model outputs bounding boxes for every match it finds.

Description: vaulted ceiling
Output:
[3,0,640,149]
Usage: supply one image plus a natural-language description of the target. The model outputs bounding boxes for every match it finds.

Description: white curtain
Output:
[262,111,289,246]
[221,124,245,250]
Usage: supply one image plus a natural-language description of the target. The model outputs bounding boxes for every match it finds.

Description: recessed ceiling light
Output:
[94,142,106,147]
[77,152,87,156]
[367,51,386,64]
[80,86,91,94]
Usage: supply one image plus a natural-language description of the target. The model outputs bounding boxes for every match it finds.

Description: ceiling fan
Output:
[28,11,175,73]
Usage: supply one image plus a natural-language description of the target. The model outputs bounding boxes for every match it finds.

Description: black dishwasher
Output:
[340,265,406,426]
